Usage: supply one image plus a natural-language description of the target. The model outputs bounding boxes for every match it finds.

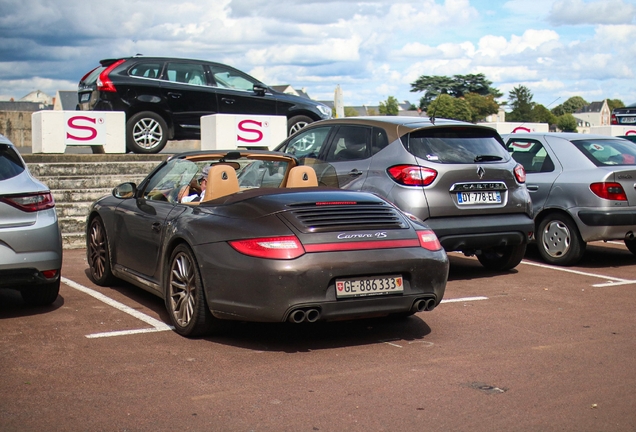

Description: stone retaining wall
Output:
[0,111,32,147]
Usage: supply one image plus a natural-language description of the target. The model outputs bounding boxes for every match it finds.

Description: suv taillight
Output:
[97,59,126,93]
[0,192,55,212]
[611,114,618,125]
[79,66,99,83]
[513,163,526,183]
[387,165,437,186]
[590,182,627,201]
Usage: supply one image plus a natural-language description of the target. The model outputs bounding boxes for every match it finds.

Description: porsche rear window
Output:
[0,144,25,180]
[573,138,636,166]
[405,127,509,164]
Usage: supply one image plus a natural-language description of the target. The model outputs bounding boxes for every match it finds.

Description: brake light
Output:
[611,114,618,125]
[590,182,627,201]
[514,163,526,183]
[42,269,59,279]
[97,59,125,93]
[79,66,99,83]
[417,230,442,251]
[229,236,305,259]
[387,165,437,186]
[0,192,55,212]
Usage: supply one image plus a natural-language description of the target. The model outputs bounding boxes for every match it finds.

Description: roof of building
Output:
[575,100,606,113]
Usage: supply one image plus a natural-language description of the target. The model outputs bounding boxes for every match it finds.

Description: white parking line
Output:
[441,296,489,303]
[61,277,174,339]
[519,261,636,287]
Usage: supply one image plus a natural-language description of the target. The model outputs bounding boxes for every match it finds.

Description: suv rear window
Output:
[405,127,510,164]
[0,144,25,180]
[572,138,636,166]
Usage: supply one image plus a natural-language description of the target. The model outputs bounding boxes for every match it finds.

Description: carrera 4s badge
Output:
[337,232,388,240]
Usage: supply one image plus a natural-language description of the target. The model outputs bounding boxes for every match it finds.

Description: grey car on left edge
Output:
[503,132,636,265]
[0,134,62,305]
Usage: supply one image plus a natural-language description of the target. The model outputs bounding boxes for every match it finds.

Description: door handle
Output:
[221,98,235,105]
[349,169,363,177]
[152,222,162,232]
[167,92,181,99]
[527,185,539,191]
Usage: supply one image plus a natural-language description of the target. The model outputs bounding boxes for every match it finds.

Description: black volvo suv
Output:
[77,56,332,153]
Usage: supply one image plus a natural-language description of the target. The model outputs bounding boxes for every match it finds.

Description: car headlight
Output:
[316,104,332,118]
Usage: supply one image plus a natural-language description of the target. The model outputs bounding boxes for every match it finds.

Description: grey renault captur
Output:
[275,116,534,270]
[0,134,62,305]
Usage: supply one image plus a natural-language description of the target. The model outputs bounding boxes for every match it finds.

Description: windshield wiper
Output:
[474,155,503,162]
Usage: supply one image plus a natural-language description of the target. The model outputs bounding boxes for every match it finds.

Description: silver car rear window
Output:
[405,127,509,164]
[572,138,636,166]
[0,144,25,180]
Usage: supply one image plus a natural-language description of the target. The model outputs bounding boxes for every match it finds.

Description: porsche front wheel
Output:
[87,216,116,286]
[165,244,215,337]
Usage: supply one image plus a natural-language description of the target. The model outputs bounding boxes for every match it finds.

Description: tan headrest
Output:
[202,165,240,202]
[286,166,318,188]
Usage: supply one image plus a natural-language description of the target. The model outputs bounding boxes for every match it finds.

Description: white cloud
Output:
[549,0,636,25]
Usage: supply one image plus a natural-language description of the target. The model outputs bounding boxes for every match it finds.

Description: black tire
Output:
[625,238,636,255]
[537,213,586,266]
[477,243,527,271]
[126,111,168,154]
[86,216,116,286]
[21,279,60,306]
[287,115,313,136]
[165,244,215,337]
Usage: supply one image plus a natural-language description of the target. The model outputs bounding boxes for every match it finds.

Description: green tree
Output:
[557,114,578,132]
[607,99,625,111]
[464,93,499,123]
[379,96,399,116]
[531,104,558,125]
[552,96,589,116]
[426,94,472,122]
[410,73,501,110]
[507,85,535,122]
[344,106,359,117]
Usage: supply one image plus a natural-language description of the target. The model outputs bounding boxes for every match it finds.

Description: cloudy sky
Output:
[1,0,635,110]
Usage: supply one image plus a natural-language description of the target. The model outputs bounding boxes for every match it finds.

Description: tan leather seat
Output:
[201,165,240,202]
[286,166,318,188]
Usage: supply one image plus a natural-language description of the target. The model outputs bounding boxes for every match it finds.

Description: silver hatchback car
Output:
[503,132,636,265]
[0,134,62,305]
[276,117,534,271]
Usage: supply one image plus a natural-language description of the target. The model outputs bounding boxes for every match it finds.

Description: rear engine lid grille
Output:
[282,201,409,233]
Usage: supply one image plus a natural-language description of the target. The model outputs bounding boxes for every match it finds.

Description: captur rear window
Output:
[405,127,509,164]
[0,144,26,180]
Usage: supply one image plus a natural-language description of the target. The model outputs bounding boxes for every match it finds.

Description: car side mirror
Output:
[113,182,137,199]
[253,84,267,96]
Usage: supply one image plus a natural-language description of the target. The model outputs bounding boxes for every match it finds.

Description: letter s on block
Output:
[237,119,263,143]
[67,116,98,141]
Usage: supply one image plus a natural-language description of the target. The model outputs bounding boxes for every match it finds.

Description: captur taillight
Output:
[387,165,437,186]
[97,59,126,93]
[590,182,627,201]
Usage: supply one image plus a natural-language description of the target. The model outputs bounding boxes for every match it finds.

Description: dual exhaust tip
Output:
[411,298,437,313]
[288,308,320,323]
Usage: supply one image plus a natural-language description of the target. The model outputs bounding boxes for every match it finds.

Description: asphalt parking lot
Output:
[1,242,635,431]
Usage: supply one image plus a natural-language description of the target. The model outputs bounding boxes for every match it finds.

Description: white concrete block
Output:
[200,114,287,151]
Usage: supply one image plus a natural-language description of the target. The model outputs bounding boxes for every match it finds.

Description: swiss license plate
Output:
[457,191,501,205]
[620,117,636,123]
[336,275,403,298]
[80,92,90,102]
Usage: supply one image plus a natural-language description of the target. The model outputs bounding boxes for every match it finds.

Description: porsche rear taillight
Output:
[229,236,305,259]
[0,192,55,212]
[417,230,442,251]
[514,163,526,183]
[590,182,627,201]
[97,59,125,93]
[387,165,437,186]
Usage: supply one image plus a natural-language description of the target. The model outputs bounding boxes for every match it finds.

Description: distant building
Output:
[20,90,53,106]
[53,90,78,110]
[574,100,611,127]
[271,85,311,99]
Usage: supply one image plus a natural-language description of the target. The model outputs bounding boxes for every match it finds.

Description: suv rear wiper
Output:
[474,155,503,162]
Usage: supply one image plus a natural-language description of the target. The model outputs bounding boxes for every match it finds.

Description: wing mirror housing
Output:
[113,182,137,199]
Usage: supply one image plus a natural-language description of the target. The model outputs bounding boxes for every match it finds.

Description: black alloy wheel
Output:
[87,216,116,286]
